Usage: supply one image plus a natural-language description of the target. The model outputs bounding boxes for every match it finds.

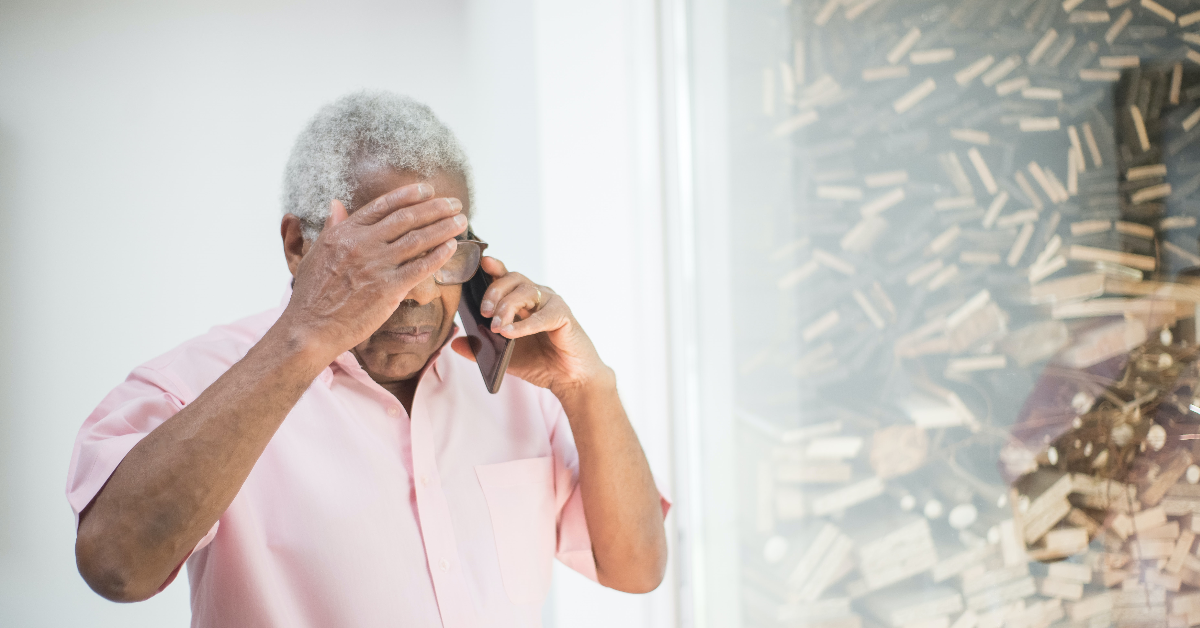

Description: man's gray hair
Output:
[282,90,474,240]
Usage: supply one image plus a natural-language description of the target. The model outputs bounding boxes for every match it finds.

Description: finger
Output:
[491,282,541,331]
[480,271,528,317]
[480,256,507,278]
[496,303,564,339]
[389,213,468,264]
[450,337,477,362]
[325,199,350,230]
[374,196,463,243]
[351,182,435,225]
[393,238,459,284]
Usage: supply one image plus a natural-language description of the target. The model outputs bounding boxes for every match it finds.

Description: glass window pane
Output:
[688,1,1200,626]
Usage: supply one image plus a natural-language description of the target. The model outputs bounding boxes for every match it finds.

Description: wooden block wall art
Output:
[736,0,1200,625]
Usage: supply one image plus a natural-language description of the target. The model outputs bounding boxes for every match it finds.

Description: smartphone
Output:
[457,268,516,394]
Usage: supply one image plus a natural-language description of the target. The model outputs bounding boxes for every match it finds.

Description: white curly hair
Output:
[282,90,474,241]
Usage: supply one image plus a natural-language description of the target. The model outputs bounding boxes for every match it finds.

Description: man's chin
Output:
[355,323,450,380]
[362,359,425,382]
[356,346,434,381]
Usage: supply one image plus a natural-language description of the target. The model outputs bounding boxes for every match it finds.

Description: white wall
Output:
[462,0,544,282]
[532,1,678,626]
[0,0,675,626]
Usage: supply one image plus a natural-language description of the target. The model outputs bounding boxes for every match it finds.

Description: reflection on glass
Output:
[731,1,1200,626]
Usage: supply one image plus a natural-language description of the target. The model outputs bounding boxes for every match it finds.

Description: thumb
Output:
[451,337,477,362]
[325,199,349,229]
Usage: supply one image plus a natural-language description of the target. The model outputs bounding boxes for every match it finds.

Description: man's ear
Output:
[281,214,308,279]
[282,201,347,278]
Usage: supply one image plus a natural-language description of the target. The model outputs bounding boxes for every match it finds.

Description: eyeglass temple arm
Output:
[463,227,488,252]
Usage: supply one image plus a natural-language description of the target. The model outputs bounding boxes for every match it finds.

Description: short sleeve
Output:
[544,394,672,583]
[65,365,220,555]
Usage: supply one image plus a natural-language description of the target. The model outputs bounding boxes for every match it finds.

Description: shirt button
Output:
[419,474,429,487]
[440,558,450,572]
[387,406,400,417]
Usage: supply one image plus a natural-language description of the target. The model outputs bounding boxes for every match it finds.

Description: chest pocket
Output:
[475,456,556,605]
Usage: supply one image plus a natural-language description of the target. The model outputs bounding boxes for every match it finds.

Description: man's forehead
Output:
[349,165,470,213]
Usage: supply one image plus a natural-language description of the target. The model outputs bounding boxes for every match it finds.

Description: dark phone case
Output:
[457,269,516,394]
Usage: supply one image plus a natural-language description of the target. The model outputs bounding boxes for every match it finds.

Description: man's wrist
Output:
[260,315,342,372]
[552,365,618,410]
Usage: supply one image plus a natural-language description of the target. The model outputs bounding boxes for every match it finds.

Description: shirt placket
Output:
[334,351,476,627]
[409,404,477,627]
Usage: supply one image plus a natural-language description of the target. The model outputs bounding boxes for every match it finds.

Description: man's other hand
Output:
[450,257,612,397]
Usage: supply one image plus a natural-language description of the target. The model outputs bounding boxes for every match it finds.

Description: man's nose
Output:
[402,275,441,306]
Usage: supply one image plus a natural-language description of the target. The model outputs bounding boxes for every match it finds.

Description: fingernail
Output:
[453,214,467,227]
[445,239,458,251]
[501,324,515,333]
[481,300,493,314]
[447,197,462,212]
[417,183,433,198]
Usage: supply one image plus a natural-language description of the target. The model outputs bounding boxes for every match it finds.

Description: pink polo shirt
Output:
[66,290,668,627]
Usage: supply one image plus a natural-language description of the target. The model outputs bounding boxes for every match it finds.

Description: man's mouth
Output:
[377,325,437,344]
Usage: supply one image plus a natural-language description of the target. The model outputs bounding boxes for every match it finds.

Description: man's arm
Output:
[75,184,466,602]
[555,372,668,593]
[76,321,331,602]
[452,258,668,593]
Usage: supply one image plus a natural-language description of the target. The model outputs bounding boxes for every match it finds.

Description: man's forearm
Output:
[75,321,331,602]
[555,370,668,593]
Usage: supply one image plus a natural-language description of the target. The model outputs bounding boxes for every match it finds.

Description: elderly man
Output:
[66,91,669,627]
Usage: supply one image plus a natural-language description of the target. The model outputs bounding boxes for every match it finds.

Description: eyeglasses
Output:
[433,227,488,285]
